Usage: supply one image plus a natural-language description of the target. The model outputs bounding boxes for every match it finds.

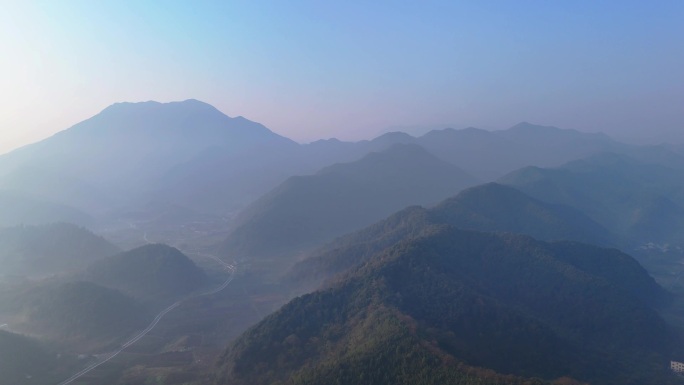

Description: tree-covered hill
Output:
[86,243,207,302]
[430,183,614,246]
[289,183,619,289]
[218,226,677,385]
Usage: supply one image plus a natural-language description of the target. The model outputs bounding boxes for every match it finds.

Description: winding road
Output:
[56,250,235,385]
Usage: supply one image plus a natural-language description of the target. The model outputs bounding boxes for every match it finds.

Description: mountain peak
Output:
[60,98,292,145]
[370,131,415,144]
[508,122,561,132]
[99,99,222,118]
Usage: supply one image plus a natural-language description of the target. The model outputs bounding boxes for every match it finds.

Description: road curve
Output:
[56,253,235,385]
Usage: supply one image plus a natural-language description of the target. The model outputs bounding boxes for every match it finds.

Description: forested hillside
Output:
[290,183,619,288]
[219,226,676,385]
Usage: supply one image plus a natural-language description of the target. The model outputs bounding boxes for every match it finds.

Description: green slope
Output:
[219,226,677,385]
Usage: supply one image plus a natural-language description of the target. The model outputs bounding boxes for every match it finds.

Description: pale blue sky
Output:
[1,1,683,154]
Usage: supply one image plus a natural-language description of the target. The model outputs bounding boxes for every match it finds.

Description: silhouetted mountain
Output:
[415,123,623,180]
[0,222,119,276]
[152,138,305,214]
[218,226,675,385]
[0,190,93,227]
[0,103,628,220]
[0,100,297,216]
[299,122,625,182]
[156,131,418,215]
[2,281,149,348]
[219,144,478,260]
[86,243,207,301]
[500,152,684,247]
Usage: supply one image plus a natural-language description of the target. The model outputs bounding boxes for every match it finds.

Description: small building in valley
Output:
[671,361,684,374]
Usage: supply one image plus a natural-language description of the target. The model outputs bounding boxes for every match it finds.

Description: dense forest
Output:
[219,226,678,385]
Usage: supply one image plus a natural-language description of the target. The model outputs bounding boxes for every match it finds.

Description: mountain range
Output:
[500,151,684,248]
[2,99,682,385]
[0,100,628,223]
[219,144,478,261]
[0,99,296,215]
[288,182,634,293]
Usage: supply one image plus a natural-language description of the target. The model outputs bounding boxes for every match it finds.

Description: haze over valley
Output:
[2,2,684,384]
[1,98,684,384]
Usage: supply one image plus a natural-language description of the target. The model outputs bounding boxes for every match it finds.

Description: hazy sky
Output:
[1,1,683,154]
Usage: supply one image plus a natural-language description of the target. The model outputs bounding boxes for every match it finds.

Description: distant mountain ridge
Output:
[218,144,478,260]
[300,122,624,181]
[0,99,633,226]
[0,99,297,215]
[499,151,684,247]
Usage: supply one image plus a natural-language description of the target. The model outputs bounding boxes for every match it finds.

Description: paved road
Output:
[56,252,235,385]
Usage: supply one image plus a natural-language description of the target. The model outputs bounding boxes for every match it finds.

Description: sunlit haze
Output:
[1,1,683,155]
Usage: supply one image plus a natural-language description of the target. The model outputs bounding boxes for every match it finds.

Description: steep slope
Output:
[218,226,675,385]
[499,152,684,247]
[219,144,478,260]
[0,99,297,215]
[0,222,120,276]
[86,243,207,301]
